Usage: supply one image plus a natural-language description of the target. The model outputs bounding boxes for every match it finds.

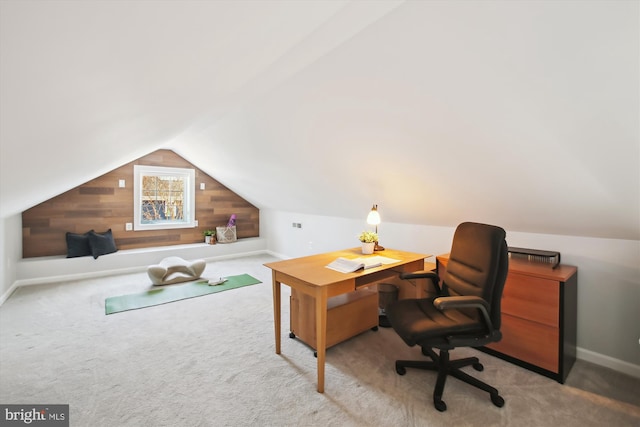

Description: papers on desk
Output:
[325,256,400,273]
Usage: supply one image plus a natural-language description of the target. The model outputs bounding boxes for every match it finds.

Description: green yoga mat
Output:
[105,274,261,315]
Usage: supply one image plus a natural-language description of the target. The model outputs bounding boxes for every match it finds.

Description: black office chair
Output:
[386,222,509,412]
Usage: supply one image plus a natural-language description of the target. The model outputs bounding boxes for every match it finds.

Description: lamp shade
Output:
[367,205,381,225]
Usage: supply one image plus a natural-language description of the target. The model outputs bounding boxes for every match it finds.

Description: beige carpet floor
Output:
[1,254,638,426]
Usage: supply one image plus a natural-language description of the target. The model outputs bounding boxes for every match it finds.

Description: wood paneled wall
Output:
[22,149,259,258]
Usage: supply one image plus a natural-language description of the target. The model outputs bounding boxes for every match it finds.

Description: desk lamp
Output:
[367,204,385,251]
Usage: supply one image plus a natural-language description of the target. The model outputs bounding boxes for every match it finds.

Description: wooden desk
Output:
[264,248,428,392]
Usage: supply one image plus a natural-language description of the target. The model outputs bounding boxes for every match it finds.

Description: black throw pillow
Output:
[88,229,118,259]
[66,230,94,258]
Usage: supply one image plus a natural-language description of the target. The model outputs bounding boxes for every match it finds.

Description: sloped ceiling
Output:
[1,0,638,240]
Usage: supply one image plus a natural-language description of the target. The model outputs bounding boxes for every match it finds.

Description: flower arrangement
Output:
[358,231,378,243]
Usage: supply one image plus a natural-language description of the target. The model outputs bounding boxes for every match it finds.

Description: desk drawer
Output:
[487,313,559,373]
[501,273,559,328]
[290,288,378,350]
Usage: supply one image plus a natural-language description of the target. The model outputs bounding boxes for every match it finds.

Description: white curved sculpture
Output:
[147,256,206,285]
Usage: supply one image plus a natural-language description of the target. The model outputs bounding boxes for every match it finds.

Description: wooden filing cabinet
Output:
[289,288,378,351]
[437,254,577,383]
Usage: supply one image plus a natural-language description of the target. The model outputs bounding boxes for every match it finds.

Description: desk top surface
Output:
[264,248,429,287]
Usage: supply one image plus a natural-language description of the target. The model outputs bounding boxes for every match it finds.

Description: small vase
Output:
[361,242,375,254]
[205,236,212,244]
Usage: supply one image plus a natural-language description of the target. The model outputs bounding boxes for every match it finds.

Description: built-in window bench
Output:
[15,237,268,286]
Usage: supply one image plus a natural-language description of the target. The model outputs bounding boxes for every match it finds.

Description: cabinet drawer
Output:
[487,313,559,373]
[290,288,378,350]
[501,273,559,327]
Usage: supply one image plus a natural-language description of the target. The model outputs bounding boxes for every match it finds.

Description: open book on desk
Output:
[325,255,400,273]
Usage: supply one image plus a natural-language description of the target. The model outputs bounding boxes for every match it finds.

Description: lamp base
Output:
[374,242,385,251]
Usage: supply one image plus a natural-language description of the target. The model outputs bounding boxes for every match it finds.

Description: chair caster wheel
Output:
[434,399,447,412]
[473,362,484,371]
[395,363,406,375]
[289,332,296,339]
[491,394,505,408]
[371,326,379,331]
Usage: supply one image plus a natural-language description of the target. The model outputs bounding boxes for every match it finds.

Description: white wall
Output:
[0,214,20,304]
[179,1,639,243]
[262,208,640,377]
[4,2,635,242]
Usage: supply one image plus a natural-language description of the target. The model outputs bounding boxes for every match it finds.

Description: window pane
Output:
[134,165,195,230]
[142,176,185,223]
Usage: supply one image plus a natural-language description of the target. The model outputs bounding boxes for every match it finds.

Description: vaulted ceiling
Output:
[1,0,638,240]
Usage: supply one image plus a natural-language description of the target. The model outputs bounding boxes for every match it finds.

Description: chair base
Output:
[395,348,504,412]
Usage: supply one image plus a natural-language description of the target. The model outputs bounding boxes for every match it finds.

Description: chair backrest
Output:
[442,222,509,329]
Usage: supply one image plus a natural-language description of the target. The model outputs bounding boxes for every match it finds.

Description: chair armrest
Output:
[434,295,489,311]
[399,270,442,294]
[434,296,493,331]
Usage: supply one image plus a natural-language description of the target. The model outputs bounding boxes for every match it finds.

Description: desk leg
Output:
[315,288,328,393]
[272,275,281,355]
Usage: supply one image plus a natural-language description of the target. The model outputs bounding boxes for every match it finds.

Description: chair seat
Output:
[387,298,484,348]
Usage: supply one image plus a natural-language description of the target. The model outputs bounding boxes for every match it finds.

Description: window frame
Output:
[133,165,196,231]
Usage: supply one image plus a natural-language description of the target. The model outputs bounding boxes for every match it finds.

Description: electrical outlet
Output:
[195,220,199,227]
[118,179,125,188]
[125,223,132,231]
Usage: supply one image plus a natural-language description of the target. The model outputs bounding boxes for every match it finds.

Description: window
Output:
[133,165,195,230]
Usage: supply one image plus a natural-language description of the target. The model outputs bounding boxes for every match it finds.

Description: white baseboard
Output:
[576,347,640,379]
[0,282,18,307]
[264,250,289,260]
